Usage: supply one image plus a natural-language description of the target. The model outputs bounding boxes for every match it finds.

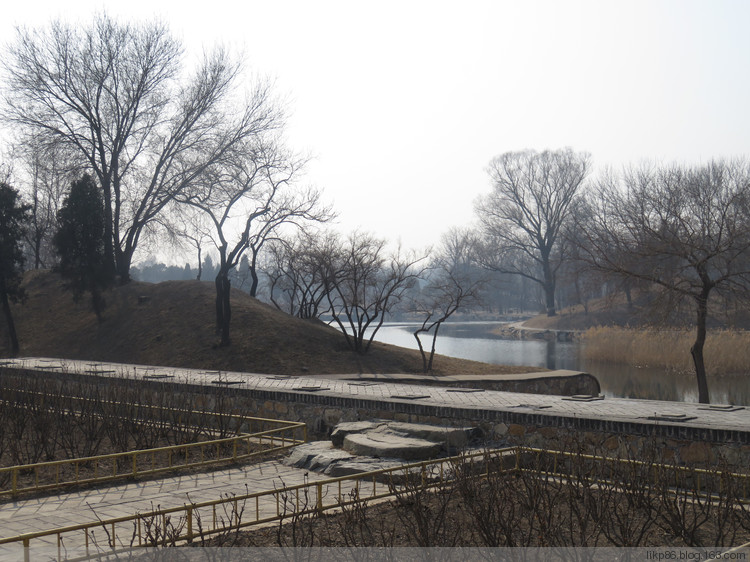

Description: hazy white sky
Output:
[3,0,750,253]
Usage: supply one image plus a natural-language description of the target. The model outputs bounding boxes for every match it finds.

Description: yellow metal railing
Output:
[1,445,749,560]
[515,446,750,500]
[0,417,306,497]
[0,448,516,560]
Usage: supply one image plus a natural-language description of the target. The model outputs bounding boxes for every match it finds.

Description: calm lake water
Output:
[370,322,750,405]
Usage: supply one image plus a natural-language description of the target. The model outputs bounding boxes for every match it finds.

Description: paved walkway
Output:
[1,356,750,557]
[0,457,359,559]
[3,357,749,433]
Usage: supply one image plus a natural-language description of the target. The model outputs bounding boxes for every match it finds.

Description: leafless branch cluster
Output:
[209,441,750,548]
[1,13,304,287]
[475,148,591,317]
[576,159,750,402]
[0,370,241,474]
[410,228,486,372]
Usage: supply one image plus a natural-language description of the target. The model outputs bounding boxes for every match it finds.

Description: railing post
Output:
[316,483,323,511]
[12,469,18,496]
[186,505,193,543]
[23,537,30,562]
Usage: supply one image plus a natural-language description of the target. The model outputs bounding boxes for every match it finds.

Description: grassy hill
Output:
[0,270,535,376]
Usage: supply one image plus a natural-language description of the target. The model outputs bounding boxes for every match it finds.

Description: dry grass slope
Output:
[0,270,532,377]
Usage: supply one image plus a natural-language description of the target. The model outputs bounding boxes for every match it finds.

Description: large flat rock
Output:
[285,441,355,472]
[383,422,481,447]
[289,420,486,476]
[330,421,386,448]
[342,432,442,460]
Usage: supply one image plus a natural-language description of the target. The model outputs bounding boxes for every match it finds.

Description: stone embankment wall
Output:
[495,325,578,342]
[243,393,750,469]
[8,368,749,471]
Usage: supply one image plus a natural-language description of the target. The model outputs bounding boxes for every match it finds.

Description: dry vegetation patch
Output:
[581,327,750,376]
[0,373,290,498]
[195,445,750,549]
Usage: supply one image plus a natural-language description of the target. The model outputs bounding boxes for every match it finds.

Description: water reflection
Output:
[372,322,749,405]
[545,340,556,371]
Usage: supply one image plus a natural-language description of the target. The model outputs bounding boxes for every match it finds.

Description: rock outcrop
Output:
[286,420,483,476]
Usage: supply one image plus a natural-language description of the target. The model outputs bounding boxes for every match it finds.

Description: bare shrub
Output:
[333,487,397,547]
[388,466,461,547]
[274,477,320,548]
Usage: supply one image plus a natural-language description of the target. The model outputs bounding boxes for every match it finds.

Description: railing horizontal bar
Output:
[4,443,747,552]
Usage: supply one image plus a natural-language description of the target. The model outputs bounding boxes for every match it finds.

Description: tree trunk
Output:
[101,179,117,281]
[33,234,42,269]
[541,253,556,317]
[690,292,711,404]
[543,281,556,317]
[249,268,259,298]
[90,281,104,323]
[215,272,232,347]
[215,274,224,334]
[0,280,20,357]
[427,323,441,372]
[114,245,132,284]
[414,331,429,373]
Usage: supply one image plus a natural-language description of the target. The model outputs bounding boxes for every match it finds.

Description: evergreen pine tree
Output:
[0,182,31,355]
[53,174,113,320]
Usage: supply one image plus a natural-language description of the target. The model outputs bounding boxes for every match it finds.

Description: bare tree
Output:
[578,160,750,404]
[475,148,590,316]
[265,232,334,319]
[15,139,82,268]
[243,185,334,298]
[410,229,485,372]
[2,14,277,282]
[179,143,330,346]
[321,231,428,354]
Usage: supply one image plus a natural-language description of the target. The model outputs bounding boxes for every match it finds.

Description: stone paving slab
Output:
[0,457,361,557]
[4,357,750,433]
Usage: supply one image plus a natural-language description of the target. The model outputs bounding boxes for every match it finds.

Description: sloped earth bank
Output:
[2,270,541,377]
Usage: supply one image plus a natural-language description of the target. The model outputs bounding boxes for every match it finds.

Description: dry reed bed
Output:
[581,327,750,375]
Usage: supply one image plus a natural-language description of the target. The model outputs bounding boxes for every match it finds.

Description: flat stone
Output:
[330,421,387,448]
[324,458,405,478]
[342,432,442,460]
[284,441,355,472]
[380,422,481,447]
